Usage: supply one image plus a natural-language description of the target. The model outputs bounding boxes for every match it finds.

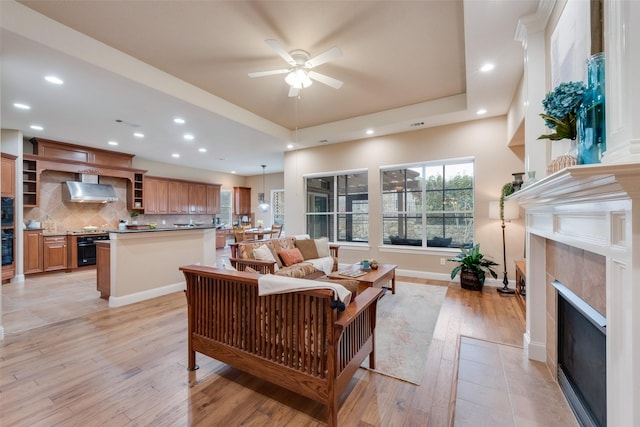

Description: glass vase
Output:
[577,53,606,164]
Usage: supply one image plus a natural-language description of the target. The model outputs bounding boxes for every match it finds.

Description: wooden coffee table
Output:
[328,263,397,294]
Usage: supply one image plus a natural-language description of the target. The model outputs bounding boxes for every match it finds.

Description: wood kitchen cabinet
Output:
[144,177,168,214]
[24,229,44,274]
[96,241,110,299]
[233,186,251,215]
[168,181,189,214]
[144,176,220,215]
[43,236,68,272]
[206,185,220,215]
[1,153,16,197]
[189,183,207,214]
[22,158,38,207]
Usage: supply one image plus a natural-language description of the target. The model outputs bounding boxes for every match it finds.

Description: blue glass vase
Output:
[577,53,606,164]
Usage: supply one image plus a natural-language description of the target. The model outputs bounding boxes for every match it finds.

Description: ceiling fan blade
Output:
[288,86,300,98]
[265,39,296,66]
[305,46,342,68]
[308,71,344,89]
[248,69,290,78]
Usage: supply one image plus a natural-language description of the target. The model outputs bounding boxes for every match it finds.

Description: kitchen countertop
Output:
[109,225,217,234]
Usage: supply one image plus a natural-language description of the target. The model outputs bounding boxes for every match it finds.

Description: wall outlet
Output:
[161,220,166,225]
[440,257,446,265]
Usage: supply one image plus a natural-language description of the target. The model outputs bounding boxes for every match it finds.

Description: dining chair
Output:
[270,224,283,238]
[233,227,246,243]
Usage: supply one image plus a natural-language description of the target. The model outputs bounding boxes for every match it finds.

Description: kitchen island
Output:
[98,226,216,307]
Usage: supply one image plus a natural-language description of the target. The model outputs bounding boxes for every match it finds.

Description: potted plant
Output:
[448,244,499,291]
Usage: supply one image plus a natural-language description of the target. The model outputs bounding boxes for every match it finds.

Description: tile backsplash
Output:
[23,171,215,232]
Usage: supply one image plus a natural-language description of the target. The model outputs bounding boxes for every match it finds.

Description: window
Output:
[382,160,474,248]
[219,189,232,226]
[305,171,368,242]
[271,189,284,226]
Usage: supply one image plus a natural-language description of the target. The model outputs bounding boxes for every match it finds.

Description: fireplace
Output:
[554,281,606,427]
[509,163,640,426]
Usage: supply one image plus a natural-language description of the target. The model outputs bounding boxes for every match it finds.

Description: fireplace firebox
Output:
[553,281,606,427]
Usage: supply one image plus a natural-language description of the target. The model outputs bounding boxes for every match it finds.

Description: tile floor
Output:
[453,336,578,427]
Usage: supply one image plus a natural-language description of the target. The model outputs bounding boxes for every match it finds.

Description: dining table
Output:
[243,228,272,240]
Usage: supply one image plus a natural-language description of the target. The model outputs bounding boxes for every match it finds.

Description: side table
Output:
[514,260,526,313]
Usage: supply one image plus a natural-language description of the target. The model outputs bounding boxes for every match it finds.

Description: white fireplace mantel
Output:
[509,162,640,426]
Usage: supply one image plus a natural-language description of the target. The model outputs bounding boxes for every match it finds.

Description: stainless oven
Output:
[77,234,109,266]
[1,197,14,227]
[1,229,14,266]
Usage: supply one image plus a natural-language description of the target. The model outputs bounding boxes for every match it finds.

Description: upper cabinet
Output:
[31,138,134,168]
[188,183,207,214]
[1,153,16,197]
[233,186,251,215]
[22,158,38,207]
[168,180,189,214]
[22,139,146,208]
[144,176,220,215]
[144,177,168,214]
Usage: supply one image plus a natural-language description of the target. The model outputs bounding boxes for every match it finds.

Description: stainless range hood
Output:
[63,175,118,203]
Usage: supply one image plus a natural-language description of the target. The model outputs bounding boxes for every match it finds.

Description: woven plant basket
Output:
[460,268,483,291]
[547,154,577,174]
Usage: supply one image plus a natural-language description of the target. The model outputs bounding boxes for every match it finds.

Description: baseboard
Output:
[108,281,186,307]
[524,331,547,362]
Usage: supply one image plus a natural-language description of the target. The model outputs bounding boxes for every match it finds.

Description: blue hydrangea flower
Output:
[539,81,586,140]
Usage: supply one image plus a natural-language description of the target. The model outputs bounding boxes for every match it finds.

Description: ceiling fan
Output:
[248,39,343,97]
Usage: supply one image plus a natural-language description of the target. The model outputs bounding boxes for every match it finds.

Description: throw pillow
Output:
[244,266,258,273]
[253,244,279,271]
[427,237,452,247]
[268,246,284,268]
[295,239,319,260]
[278,248,305,267]
[315,237,331,257]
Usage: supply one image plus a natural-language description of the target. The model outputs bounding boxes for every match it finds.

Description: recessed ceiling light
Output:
[480,63,495,72]
[174,118,185,124]
[476,108,487,115]
[133,132,144,138]
[184,133,194,140]
[13,103,30,110]
[30,125,44,131]
[108,141,119,146]
[172,153,180,158]
[231,171,236,174]
[366,129,374,135]
[198,148,207,153]
[44,75,64,85]
[287,143,294,149]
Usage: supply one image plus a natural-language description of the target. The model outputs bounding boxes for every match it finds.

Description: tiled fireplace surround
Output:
[511,163,640,427]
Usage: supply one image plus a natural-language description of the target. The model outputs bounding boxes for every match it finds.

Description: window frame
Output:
[381,157,475,250]
[304,169,369,243]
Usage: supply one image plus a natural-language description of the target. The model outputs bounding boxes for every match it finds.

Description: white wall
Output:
[284,116,525,278]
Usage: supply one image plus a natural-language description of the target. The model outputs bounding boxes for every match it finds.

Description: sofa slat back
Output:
[184,269,336,377]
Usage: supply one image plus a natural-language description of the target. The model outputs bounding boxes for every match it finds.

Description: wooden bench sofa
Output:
[180,265,383,427]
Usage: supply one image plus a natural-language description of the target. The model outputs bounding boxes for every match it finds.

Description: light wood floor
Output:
[1,267,544,426]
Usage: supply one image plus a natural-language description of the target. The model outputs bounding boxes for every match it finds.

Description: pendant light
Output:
[258,165,270,212]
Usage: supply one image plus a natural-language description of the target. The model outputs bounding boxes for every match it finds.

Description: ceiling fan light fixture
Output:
[285,69,312,89]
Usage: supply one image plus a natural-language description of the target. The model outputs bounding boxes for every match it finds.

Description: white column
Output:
[602,0,640,163]
[524,232,547,362]
[515,2,554,178]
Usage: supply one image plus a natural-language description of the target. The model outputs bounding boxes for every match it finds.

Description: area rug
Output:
[361,281,447,385]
